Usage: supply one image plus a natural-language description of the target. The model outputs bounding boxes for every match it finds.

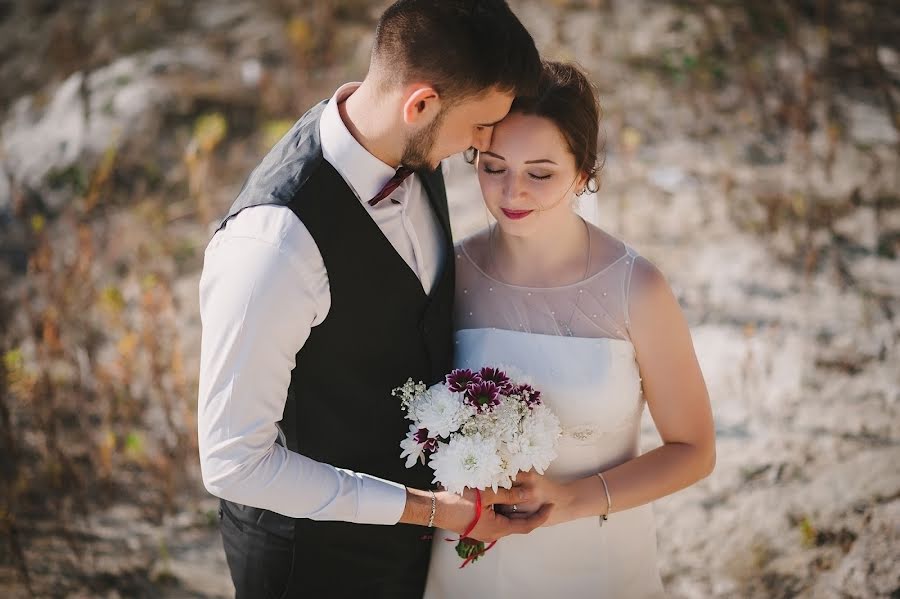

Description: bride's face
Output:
[477,112,584,236]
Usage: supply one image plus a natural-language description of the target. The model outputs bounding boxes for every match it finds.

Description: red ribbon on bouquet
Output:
[445,488,498,568]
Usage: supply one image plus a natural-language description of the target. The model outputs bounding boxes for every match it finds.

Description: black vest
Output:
[216,101,454,595]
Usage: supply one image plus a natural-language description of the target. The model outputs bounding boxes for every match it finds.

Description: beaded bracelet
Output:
[427,489,437,528]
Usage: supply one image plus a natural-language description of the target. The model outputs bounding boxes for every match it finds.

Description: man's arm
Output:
[197,205,406,524]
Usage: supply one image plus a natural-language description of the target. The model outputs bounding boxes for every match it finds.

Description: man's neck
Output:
[341,81,404,168]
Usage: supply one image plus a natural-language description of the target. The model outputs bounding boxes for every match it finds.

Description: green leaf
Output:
[455,538,485,560]
[125,431,144,459]
[193,113,228,153]
[798,516,817,548]
[3,348,24,373]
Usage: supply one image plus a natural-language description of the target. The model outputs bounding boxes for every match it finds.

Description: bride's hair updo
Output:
[469,60,605,194]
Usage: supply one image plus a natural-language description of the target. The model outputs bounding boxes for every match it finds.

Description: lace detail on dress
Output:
[563,424,604,442]
[560,396,646,444]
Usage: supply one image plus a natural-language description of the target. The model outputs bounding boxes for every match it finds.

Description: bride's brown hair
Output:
[469,60,605,194]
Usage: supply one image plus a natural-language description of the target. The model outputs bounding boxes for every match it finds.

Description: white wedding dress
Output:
[424,226,666,598]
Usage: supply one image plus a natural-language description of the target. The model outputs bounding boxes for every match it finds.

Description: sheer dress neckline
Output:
[458,234,632,292]
[454,227,641,342]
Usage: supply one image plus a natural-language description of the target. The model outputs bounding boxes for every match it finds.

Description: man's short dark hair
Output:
[373,0,541,102]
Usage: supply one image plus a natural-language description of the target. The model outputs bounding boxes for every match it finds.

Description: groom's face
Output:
[402,88,514,170]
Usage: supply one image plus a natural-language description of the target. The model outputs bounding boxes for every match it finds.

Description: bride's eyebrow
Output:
[481,152,558,166]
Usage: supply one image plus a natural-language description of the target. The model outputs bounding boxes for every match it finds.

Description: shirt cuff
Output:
[355,473,408,525]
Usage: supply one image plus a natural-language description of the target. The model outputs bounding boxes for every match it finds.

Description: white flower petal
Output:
[399,424,426,468]
[428,434,504,494]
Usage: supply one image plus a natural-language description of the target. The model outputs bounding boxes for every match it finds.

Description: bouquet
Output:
[393,366,561,566]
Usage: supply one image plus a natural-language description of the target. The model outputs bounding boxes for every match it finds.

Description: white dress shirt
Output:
[198,83,445,524]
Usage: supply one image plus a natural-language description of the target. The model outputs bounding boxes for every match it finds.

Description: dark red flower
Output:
[478,367,513,394]
[413,428,438,453]
[513,383,542,409]
[445,369,481,393]
[465,380,501,412]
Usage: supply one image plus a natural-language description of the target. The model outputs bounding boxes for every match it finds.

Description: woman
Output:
[424,61,716,597]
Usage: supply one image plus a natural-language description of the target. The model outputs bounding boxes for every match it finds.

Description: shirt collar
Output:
[320,82,403,205]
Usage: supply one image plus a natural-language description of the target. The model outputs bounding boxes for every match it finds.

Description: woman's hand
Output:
[496,470,574,525]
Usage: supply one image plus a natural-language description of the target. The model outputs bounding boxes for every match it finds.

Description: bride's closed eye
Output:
[481,164,554,181]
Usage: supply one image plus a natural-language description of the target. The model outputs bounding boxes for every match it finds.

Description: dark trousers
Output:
[219,499,430,599]
[219,499,295,599]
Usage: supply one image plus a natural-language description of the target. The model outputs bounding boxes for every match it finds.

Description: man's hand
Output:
[435,486,552,542]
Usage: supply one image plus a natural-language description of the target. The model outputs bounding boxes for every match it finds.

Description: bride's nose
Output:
[503,173,525,203]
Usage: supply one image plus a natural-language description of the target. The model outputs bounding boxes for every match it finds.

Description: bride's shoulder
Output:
[454,227,492,264]
[585,224,639,267]
[623,248,675,322]
[584,224,662,288]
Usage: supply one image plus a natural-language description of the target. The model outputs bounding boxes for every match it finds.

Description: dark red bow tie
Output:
[368,166,413,206]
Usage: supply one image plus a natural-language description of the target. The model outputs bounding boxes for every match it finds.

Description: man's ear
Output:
[402,85,441,125]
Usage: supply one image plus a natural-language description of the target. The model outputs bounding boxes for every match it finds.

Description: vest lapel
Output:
[418,165,455,300]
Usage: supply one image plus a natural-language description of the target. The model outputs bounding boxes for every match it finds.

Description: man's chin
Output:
[405,159,440,173]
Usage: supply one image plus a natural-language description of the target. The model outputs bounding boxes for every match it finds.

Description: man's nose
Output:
[472,128,493,152]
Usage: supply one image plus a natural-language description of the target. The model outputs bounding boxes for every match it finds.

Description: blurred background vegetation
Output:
[0,1,897,597]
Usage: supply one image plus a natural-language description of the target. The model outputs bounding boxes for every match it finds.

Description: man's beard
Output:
[400,108,445,171]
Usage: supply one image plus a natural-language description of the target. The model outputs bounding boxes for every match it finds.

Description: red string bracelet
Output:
[446,487,482,541]
[461,487,483,538]
[445,489,499,568]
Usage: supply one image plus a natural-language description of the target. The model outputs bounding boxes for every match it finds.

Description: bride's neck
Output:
[492,213,588,287]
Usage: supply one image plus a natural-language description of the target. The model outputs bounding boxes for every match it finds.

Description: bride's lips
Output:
[500,208,533,220]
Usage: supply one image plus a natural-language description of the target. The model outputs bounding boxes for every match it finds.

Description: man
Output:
[197,1,545,597]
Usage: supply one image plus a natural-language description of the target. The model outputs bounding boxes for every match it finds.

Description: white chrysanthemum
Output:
[507,403,561,474]
[399,424,427,468]
[409,384,472,438]
[429,434,504,494]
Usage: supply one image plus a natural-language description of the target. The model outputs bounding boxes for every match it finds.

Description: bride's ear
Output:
[574,172,589,196]
[402,85,441,126]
